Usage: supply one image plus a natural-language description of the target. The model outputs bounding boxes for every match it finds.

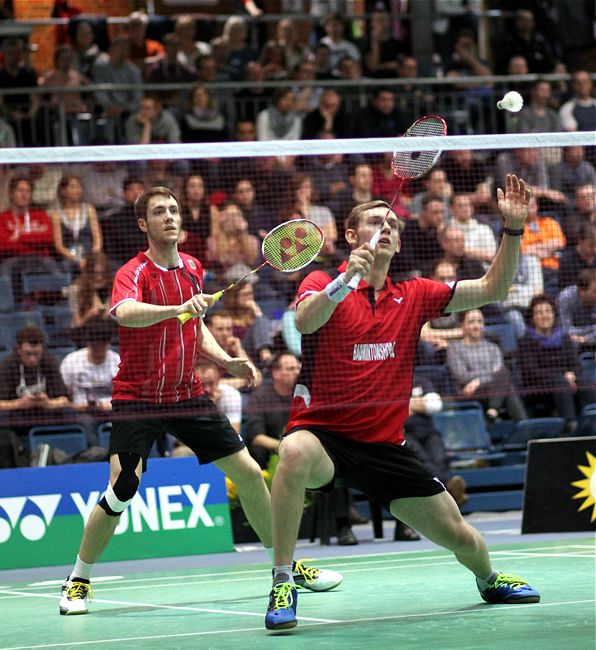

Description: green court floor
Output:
[0,539,594,650]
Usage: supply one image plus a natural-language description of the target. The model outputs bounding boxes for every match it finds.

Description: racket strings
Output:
[392,115,446,180]
[262,221,324,271]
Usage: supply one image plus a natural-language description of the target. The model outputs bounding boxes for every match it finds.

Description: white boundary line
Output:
[0,599,593,650]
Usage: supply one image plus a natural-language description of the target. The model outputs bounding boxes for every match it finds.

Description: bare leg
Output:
[390,491,492,578]
[77,454,143,565]
[270,431,335,566]
[215,448,274,548]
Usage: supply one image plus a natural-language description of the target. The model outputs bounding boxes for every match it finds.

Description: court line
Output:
[0,588,340,624]
[0,598,593,650]
[6,546,592,594]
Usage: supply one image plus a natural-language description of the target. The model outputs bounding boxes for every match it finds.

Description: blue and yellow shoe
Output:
[478,572,540,604]
[292,559,343,592]
[265,583,298,630]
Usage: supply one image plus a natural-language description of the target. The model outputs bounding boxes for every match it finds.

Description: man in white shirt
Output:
[60,318,120,444]
[448,193,496,265]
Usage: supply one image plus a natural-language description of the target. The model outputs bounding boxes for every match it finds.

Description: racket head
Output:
[392,115,447,180]
[261,219,324,272]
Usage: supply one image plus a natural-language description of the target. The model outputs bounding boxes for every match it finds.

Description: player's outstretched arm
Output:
[446,174,531,313]
[115,294,210,327]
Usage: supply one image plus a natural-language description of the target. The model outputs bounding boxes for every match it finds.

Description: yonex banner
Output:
[0,458,234,569]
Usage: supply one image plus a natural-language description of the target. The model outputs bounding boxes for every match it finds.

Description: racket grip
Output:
[346,229,382,290]
[176,290,225,324]
[347,273,361,290]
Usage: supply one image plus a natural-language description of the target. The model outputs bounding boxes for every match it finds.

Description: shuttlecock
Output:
[497,91,524,112]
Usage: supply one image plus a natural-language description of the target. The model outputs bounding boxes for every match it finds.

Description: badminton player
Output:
[59,187,342,615]
[265,174,540,631]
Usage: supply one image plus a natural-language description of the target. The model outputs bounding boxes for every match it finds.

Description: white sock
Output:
[476,570,498,590]
[273,565,295,585]
[71,555,94,582]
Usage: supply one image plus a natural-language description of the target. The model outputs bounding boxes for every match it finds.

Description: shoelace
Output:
[293,559,320,585]
[493,573,528,590]
[67,582,92,601]
[272,583,295,610]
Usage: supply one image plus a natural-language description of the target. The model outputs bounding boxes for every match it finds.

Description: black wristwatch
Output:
[503,226,525,236]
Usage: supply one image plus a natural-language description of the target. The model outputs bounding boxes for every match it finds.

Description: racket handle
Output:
[347,273,361,290]
[346,229,382,290]
[176,290,224,324]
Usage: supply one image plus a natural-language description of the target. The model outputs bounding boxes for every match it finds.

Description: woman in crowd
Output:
[222,281,274,368]
[180,84,226,143]
[178,173,213,261]
[50,174,102,270]
[518,294,596,432]
[64,251,113,328]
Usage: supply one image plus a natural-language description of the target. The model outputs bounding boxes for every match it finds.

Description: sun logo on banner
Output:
[570,451,596,523]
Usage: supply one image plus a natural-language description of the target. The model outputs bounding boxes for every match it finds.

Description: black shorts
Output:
[286,427,445,510]
[111,397,245,471]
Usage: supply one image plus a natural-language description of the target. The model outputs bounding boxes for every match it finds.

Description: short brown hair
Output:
[345,200,406,234]
[134,186,178,220]
[16,326,44,346]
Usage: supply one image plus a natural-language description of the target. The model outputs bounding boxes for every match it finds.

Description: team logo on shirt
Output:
[352,341,396,362]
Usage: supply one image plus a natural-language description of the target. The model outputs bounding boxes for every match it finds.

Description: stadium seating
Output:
[0,310,45,351]
[500,417,566,451]
[28,424,88,456]
[0,275,15,311]
[432,401,506,464]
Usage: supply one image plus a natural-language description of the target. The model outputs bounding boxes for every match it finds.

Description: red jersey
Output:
[0,208,53,258]
[110,252,205,403]
[287,263,455,444]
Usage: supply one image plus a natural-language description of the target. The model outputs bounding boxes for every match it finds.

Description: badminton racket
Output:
[347,115,447,289]
[177,218,324,324]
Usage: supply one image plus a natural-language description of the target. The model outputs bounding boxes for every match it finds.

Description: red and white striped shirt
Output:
[110,252,204,403]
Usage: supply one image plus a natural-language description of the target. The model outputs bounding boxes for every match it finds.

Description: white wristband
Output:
[324,273,353,303]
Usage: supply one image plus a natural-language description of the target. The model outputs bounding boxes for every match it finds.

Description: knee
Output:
[99,460,140,517]
[231,453,266,489]
[278,434,317,476]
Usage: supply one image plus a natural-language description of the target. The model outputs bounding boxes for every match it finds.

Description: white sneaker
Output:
[59,578,92,615]
[292,559,343,592]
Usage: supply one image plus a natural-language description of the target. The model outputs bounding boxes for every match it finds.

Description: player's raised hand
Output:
[344,245,375,283]
[497,174,531,229]
[226,358,258,389]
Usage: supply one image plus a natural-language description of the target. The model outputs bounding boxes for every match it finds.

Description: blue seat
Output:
[41,304,74,345]
[0,275,14,311]
[97,422,170,457]
[500,417,566,451]
[484,322,517,354]
[432,401,505,464]
[22,271,72,296]
[576,404,596,437]
[0,310,44,351]
[48,345,77,365]
[579,352,596,384]
[28,424,87,455]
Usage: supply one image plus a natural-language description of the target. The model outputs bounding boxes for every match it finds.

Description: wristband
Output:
[324,273,353,303]
[503,226,524,236]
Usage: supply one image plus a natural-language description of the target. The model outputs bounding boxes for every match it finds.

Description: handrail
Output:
[0,73,591,98]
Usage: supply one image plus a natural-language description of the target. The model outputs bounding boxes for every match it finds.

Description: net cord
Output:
[1,132,592,164]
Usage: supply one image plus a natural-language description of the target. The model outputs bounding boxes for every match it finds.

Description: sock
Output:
[265,547,275,563]
[476,570,498,590]
[273,565,295,586]
[71,555,94,582]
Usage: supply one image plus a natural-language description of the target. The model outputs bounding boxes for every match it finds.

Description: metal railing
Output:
[0,73,586,148]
